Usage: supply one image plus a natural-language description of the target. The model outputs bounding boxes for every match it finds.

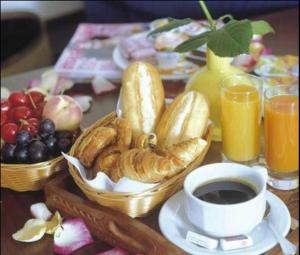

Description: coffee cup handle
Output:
[251,165,268,183]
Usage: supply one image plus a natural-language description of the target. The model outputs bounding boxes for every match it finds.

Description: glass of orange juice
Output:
[220,73,263,164]
[264,85,299,190]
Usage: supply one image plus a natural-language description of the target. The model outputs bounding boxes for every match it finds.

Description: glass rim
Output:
[220,73,263,95]
[264,84,299,100]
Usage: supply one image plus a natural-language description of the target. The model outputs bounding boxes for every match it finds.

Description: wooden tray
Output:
[44,172,186,255]
[44,172,299,255]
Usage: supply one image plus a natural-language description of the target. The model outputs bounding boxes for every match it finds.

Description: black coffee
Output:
[193,179,257,205]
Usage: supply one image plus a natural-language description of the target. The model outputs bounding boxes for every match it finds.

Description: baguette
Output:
[156,91,209,148]
[120,61,165,139]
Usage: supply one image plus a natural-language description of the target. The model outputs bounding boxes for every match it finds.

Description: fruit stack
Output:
[1,90,82,191]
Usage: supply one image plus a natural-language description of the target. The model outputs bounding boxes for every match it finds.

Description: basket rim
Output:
[1,155,64,169]
[68,112,213,198]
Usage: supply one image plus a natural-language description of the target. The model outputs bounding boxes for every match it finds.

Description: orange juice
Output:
[221,85,260,162]
[264,95,299,172]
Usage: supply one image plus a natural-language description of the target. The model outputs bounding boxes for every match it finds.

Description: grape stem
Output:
[27,93,37,109]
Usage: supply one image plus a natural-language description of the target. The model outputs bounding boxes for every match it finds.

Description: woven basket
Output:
[68,112,213,217]
[1,156,66,192]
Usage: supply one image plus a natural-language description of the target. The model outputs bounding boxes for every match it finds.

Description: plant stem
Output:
[199,0,216,31]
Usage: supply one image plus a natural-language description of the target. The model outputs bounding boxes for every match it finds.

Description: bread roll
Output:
[156,91,209,148]
[120,61,165,139]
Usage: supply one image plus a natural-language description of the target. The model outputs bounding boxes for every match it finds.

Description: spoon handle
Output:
[268,221,298,255]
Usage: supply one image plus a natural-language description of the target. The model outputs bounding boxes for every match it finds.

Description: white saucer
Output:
[159,190,291,255]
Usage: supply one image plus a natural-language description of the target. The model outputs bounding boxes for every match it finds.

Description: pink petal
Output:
[96,247,129,255]
[30,203,53,221]
[51,78,74,95]
[96,248,144,255]
[54,218,93,255]
[28,79,41,89]
[71,95,92,112]
[92,76,117,95]
[261,48,272,55]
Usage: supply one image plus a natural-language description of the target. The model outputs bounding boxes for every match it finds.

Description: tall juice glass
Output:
[221,74,263,164]
[264,85,299,190]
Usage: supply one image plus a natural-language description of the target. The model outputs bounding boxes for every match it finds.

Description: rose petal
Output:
[261,48,272,55]
[96,248,144,255]
[28,79,41,89]
[92,76,116,95]
[96,247,129,255]
[54,218,94,255]
[72,95,93,112]
[27,87,48,95]
[1,87,10,100]
[51,77,74,95]
[12,219,46,242]
[30,202,53,221]
[45,211,63,234]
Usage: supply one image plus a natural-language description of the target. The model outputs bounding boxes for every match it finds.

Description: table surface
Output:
[1,8,299,255]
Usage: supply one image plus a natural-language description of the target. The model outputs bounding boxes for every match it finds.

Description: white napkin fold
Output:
[62,153,158,193]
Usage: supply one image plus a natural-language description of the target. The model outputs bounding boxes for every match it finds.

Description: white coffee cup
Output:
[184,163,268,237]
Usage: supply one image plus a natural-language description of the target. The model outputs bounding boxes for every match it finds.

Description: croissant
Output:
[109,118,132,149]
[93,118,132,174]
[112,138,207,183]
[93,147,120,175]
[77,126,117,168]
[132,133,157,149]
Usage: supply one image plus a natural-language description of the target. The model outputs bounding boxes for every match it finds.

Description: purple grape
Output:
[28,140,48,163]
[39,119,55,136]
[2,144,15,163]
[16,130,32,145]
[14,146,29,163]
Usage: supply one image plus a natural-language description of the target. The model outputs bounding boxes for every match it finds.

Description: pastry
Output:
[116,148,172,183]
[156,91,209,148]
[112,137,207,183]
[109,118,132,150]
[120,61,165,139]
[93,118,132,174]
[93,147,120,176]
[166,137,208,177]
[132,133,157,149]
[77,126,117,168]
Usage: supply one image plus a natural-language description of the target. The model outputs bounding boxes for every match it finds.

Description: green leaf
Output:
[207,19,253,57]
[174,32,211,52]
[251,20,275,35]
[147,18,194,37]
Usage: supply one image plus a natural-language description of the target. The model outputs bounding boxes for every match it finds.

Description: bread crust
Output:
[76,127,117,168]
[156,91,209,148]
[93,118,132,174]
[120,62,165,139]
[112,138,207,183]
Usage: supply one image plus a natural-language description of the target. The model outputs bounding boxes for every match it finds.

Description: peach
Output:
[42,95,82,131]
